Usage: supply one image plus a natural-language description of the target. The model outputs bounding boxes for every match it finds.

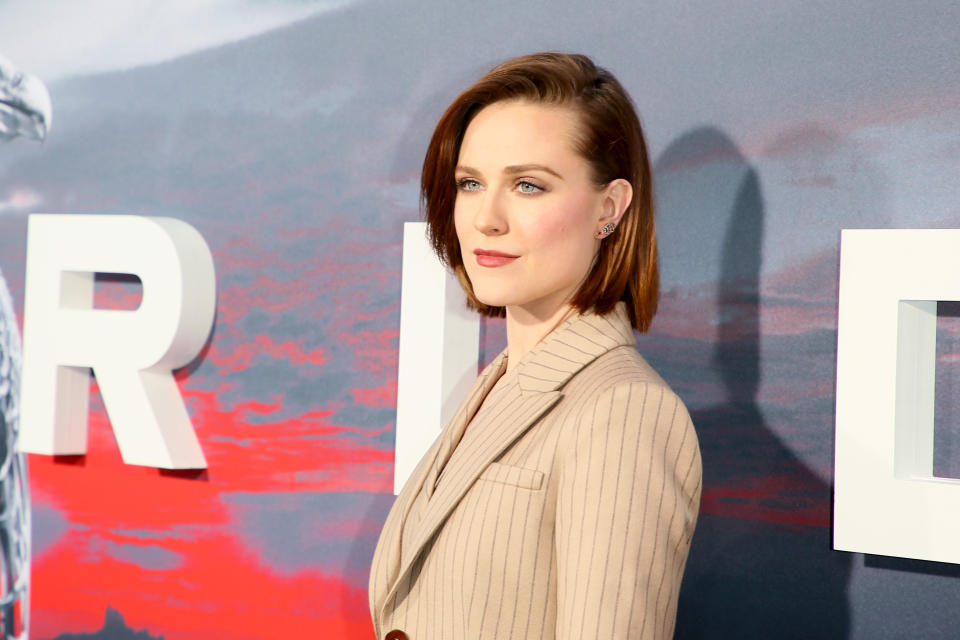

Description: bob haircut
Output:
[422,52,658,332]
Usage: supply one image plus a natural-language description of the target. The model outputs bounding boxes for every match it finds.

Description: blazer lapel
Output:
[515,302,636,394]
[374,352,507,616]
[408,386,562,554]
[380,303,637,613]
[422,353,508,500]
[382,384,563,615]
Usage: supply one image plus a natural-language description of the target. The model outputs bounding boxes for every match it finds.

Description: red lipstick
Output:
[474,248,519,267]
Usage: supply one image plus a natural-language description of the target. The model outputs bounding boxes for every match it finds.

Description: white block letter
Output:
[19,214,215,469]
[394,222,480,493]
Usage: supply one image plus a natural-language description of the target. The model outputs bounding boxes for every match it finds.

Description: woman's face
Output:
[454,100,615,318]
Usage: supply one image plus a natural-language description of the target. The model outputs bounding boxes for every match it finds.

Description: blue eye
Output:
[517,181,542,194]
[457,178,482,191]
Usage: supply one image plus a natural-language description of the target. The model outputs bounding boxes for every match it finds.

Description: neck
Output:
[504,303,578,372]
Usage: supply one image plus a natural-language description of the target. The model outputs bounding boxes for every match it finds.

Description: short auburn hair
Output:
[422,52,658,332]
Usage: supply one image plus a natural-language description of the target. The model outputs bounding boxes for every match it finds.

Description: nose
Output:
[472,190,507,236]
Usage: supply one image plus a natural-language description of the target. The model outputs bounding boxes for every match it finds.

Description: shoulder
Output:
[564,344,675,400]
[554,348,701,497]
[557,345,695,441]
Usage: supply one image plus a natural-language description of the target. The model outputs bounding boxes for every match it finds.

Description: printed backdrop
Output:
[1,0,960,638]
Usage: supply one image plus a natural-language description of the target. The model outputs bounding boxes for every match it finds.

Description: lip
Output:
[474,248,519,268]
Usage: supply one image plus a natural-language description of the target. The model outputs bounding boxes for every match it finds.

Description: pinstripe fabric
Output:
[369,303,702,639]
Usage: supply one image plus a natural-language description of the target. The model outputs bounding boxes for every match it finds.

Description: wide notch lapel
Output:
[381,385,563,613]
[371,427,443,620]
[381,303,636,610]
[516,302,636,394]
[421,352,508,500]
[375,352,507,616]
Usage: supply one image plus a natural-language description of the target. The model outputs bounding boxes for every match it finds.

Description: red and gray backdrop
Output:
[1,1,960,638]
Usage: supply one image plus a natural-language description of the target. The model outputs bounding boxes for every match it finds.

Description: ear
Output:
[598,178,633,227]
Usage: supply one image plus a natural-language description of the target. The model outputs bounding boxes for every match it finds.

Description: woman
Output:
[370,52,701,640]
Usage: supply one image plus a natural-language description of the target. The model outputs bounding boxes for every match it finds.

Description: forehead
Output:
[458,100,585,168]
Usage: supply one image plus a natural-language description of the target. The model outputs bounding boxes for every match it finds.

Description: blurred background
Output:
[1,1,960,637]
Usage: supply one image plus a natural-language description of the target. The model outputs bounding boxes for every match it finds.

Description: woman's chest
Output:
[406,407,571,573]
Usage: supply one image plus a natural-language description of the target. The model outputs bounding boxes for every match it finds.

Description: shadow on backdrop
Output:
[652,127,853,639]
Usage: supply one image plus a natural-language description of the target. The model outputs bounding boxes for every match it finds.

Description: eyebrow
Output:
[455,164,564,180]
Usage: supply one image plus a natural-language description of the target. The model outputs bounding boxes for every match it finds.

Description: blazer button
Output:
[385,631,408,640]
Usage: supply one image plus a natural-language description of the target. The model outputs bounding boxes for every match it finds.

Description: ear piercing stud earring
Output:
[597,222,616,239]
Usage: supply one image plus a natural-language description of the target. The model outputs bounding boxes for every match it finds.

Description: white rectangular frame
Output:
[835,229,960,563]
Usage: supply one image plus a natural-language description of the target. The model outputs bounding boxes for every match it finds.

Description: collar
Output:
[513,301,636,394]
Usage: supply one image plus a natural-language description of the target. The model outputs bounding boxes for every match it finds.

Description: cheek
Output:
[526,202,596,263]
[453,201,470,246]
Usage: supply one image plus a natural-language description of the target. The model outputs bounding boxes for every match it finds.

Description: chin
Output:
[463,272,508,306]
[472,290,517,308]
[468,280,522,308]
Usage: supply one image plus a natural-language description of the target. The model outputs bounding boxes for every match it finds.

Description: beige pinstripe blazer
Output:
[369,303,702,640]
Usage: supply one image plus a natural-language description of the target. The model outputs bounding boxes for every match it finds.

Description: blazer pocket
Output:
[479,462,544,490]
